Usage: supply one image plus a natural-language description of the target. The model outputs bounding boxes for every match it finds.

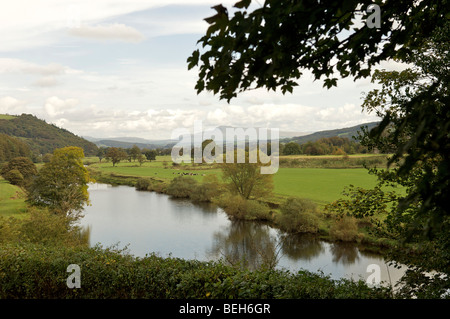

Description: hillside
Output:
[282,121,380,145]
[0,114,98,159]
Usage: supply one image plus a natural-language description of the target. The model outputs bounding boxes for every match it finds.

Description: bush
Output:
[190,175,222,202]
[277,197,320,233]
[329,216,362,242]
[3,169,24,186]
[135,178,152,191]
[0,207,90,247]
[217,194,272,221]
[166,176,198,198]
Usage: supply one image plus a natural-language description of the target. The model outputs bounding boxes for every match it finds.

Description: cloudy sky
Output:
[0,0,402,140]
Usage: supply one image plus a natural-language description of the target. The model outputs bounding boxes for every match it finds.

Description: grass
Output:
[88,155,383,206]
[273,168,379,205]
[0,178,28,218]
[0,114,16,120]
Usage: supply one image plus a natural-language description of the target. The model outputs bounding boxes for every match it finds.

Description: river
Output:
[80,183,406,285]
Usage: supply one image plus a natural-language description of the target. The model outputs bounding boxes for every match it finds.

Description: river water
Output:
[80,183,406,285]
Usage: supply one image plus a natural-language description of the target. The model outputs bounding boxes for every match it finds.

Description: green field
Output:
[88,155,384,206]
[0,178,28,218]
[273,168,378,205]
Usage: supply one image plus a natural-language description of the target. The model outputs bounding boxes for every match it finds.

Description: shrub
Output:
[166,176,198,198]
[329,216,361,242]
[190,175,222,202]
[3,169,24,186]
[217,194,272,221]
[135,178,152,191]
[0,207,90,247]
[277,197,320,233]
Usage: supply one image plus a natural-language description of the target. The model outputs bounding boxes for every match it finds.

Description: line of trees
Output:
[97,145,172,166]
[281,137,368,156]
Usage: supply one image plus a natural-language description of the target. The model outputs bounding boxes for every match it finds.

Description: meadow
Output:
[86,154,386,206]
[0,177,28,218]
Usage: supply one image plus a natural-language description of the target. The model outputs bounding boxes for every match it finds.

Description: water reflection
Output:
[209,220,281,270]
[329,242,360,265]
[82,183,406,283]
[278,234,325,261]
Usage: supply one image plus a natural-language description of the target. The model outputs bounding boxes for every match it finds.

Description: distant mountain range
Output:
[281,121,380,144]
[84,122,379,149]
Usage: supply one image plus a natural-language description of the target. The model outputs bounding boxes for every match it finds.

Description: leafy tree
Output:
[137,154,146,166]
[27,147,91,222]
[143,149,157,161]
[188,0,447,101]
[0,156,37,187]
[129,145,141,162]
[282,142,301,155]
[221,151,273,200]
[190,0,448,239]
[327,23,450,297]
[105,147,128,167]
[97,147,107,163]
[0,133,31,162]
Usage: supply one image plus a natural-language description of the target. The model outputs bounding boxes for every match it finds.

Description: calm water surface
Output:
[80,183,406,284]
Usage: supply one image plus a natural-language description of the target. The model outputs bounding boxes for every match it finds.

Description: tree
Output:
[97,147,107,163]
[105,147,128,167]
[190,0,448,240]
[221,151,273,200]
[188,0,446,101]
[27,147,91,222]
[143,149,157,161]
[0,156,37,187]
[326,23,450,297]
[282,142,301,155]
[129,145,141,162]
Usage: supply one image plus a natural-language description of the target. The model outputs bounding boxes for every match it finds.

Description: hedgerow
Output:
[0,243,393,299]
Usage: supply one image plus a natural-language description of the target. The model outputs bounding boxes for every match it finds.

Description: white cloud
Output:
[0,96,27,114]
[0,58,65,76]
[44,96,79,117]
[68,23,145,43]
[33,76,59,87]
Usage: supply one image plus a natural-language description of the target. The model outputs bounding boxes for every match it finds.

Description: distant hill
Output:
[0,114,98,158]
[91,139,175,150]
[281,121,380,145]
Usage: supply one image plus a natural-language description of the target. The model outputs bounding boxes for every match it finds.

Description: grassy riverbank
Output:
[85,154,400,252]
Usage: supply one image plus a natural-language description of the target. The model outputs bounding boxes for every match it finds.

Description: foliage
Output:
[277,197,320,234]
[216,194,272,221]
[190,174,223,202]
[282,142,302,155]
[221,150,273,200]
[188,0,446,101]
[105,147,128,167]
[166,176,199,198]
[27,147,91,222]
[0,133,31,162]
[0,207,90,247]
[0,157,37,187]
[0,243,394,299]
[0,114,97,157]
[329,216,361,242]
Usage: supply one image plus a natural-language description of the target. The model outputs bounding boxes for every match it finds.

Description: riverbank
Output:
[87,165,397,256]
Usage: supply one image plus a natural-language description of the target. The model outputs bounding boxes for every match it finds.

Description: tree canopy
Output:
[27,147,91,222]
[188,0,447,101]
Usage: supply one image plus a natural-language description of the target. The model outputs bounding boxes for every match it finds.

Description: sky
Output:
[0,0,405,140]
